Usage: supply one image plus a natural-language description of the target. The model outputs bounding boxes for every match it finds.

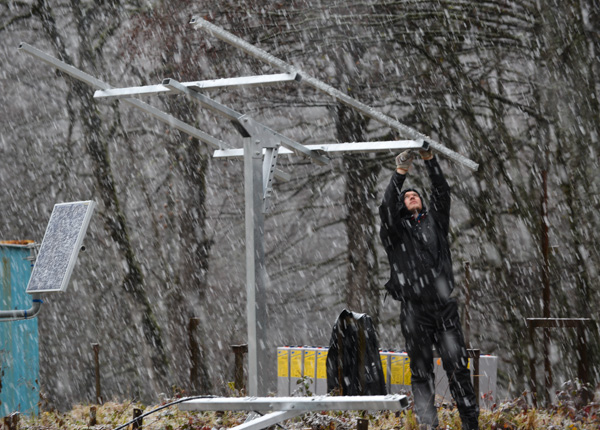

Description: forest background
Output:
[0,0,598,411]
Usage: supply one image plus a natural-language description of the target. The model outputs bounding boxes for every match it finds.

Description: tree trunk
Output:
[335,104,381,323]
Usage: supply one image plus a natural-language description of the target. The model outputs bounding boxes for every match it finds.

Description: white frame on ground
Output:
[179,395,409,430]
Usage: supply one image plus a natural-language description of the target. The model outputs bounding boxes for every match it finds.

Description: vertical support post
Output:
[244,138,268,396]
[92,343,102,404]
[189,317,201,392]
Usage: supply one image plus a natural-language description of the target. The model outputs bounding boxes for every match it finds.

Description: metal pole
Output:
[244,138,268,396]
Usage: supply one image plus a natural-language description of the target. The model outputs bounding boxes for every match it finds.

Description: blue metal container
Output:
[0,242,39,416]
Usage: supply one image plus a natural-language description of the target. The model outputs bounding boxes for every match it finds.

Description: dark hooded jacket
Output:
[326,309,386,395]
[379,157,454,304]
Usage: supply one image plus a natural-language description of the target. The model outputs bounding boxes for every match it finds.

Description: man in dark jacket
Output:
[379,149,479,430]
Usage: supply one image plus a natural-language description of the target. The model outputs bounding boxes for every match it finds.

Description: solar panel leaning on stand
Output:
[0,200,95,321]
[26,200,96,294]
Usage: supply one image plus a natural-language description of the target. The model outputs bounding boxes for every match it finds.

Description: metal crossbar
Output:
[214,140,429,158]
[93,73,300,99]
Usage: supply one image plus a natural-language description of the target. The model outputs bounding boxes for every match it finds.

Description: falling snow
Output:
[0,0,598,414]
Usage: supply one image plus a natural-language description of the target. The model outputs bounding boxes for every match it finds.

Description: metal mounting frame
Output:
[19,16,477,398]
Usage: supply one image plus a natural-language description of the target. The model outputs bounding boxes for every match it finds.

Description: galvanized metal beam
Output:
[214,139,429,158]
[243,138,268,396]
[190,17,479,171]
[179,394,409,412]
[93,73,300,100]
[19,43,226,150]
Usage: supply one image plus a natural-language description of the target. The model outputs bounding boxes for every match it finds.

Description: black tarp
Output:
[326,309,387,395]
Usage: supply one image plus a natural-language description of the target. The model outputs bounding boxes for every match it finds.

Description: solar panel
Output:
[26,201,96,294]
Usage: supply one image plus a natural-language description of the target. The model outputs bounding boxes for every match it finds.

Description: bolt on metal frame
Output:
[19,17,477,400]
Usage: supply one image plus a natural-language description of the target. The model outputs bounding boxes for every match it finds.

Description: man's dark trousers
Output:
[401,298,479,430]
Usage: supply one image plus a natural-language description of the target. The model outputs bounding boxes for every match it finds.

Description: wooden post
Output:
[88,406,97,426]
[231,344,248,393]
[189,318,201,392]
[356,418,369,430]
[468,349,480,405]
[541,169,552,405]
[464,262,471,349]
[92,343,102,404]
[528,323,538,407]
[577,324,590,403]
[132,408,143,430]
[3,413,19,430]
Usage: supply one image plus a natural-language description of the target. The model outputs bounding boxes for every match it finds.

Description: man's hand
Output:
[419,148,434,160]
[395,151,414,174]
